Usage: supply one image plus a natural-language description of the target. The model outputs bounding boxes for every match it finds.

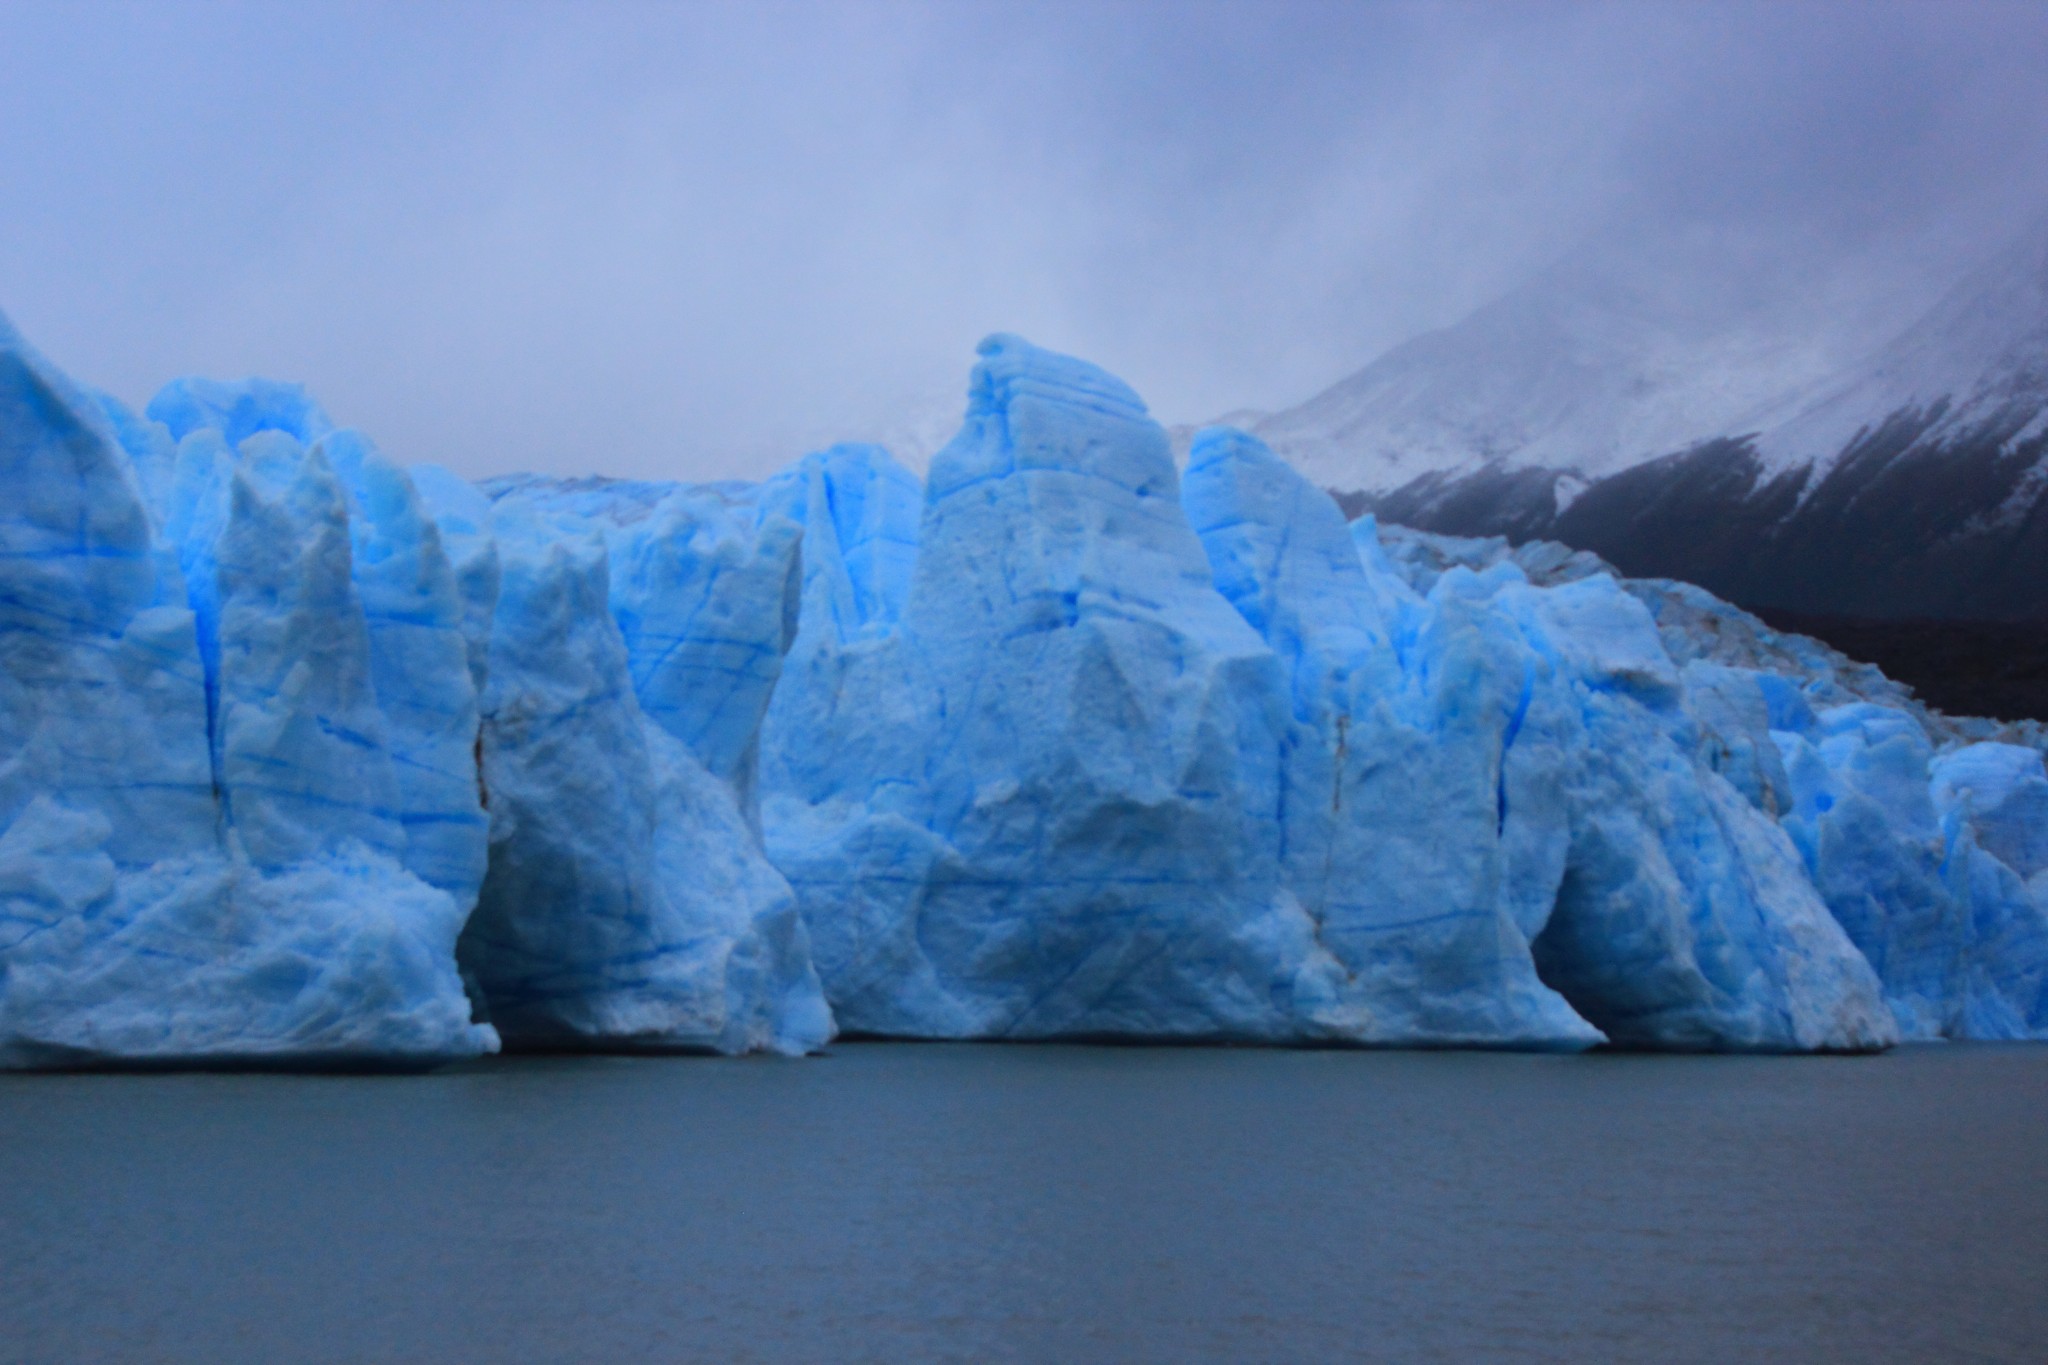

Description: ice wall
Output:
[1184,429,1891,1050]
[0,317,492,1066]
[757,339,1896,1050]
[763,337,1371,1041]
[6,315,2045,1065]
[1326,512,2048,1042]
[1184,428,1597,1047]
[0,316,829,1064]
[1774,711,2048,1038]
[446,481,830,1054]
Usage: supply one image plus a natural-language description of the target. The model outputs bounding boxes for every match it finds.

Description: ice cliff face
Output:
[4,315,2045,1066]
[760,338,1360,1042]
[0,319,492,1066]
[1187,432,1889,1050]
[751,350,1891,1053]
[449,477,828,1054]
[0,313,826,1064]
[1345,521,2048,1040]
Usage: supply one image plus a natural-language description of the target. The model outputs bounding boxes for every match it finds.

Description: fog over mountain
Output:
[2,1,2046,482]
[1254,233,1907,496]
[1279,218,2048,624]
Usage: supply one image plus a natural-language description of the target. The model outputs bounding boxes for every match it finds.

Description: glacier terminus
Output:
[5,314,2047,1066]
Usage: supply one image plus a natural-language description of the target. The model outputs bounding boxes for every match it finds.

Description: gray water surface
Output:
[2,1043,2044,1363]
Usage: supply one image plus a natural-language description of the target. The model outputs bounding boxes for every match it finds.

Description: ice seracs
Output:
[0,319,831,1064]
[319,431,492,903]
[0,316,493,1067]
[1776,713,2048,1039]
[4,312,2045,1065]
[1349,517,2048,1041]
[1185,427,1599,1047]
[756,338,1896,1050]
[453,481,829,1054]
[762,336,1352,1042]
[1191,426,1892,1050]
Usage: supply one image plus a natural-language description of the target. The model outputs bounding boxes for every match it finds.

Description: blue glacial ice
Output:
[756,337,1895,1049]
[0,317,492,1066]
[1774,711,2048,1038]
[6,316,2048,1065]
[1186,428,1890,1049]
[0,312,827,1063]
[761,340,1357,1042]
[444,477,830,1054]
[1347,519,2048,1041]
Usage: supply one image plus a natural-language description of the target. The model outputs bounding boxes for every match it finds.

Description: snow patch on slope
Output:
[1255,256,1855,495]
[1752,226,2048,479]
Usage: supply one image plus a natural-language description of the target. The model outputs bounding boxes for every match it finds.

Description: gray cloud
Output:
[1,0,2043,480]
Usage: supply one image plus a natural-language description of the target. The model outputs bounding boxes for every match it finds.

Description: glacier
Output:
[4,314,2046,1067]
[0,319,491,1066]
[756,350,1890,1050]
[450,476,828,1054]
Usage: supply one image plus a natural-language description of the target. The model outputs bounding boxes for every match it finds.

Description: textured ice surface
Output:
[1767,706,2048,1038]
[1188,429,1892,1050]
[1185,429,1596,1047]
[1931,744,2048,1039]
[764,338,1348,1041]
[408,463,501,697]
[484,475,805,793]
[758,338,1894,1050]
[1437,523,2048,1041]
[318,432,491,902]
[0,316,491,1066]
[454,483,829,1054]
[148,376,335,451]
[9,315,2047,1063]
[756,444,923,810]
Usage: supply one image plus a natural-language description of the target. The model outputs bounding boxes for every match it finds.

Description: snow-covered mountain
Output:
[1261,227,2048,621]
[1256,256,1849,495]
[1753,229,2048,479]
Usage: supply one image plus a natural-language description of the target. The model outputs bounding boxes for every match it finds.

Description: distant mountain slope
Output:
[1265,227,2048,624]
[1256,256,1850,496]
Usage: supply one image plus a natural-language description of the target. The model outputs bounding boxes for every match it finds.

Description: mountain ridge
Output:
[1260,224,2048,628]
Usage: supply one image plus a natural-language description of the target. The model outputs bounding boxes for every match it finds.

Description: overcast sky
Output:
[3,0,2045,481]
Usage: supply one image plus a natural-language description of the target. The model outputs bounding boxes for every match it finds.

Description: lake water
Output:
[2,1043,2044,1363]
